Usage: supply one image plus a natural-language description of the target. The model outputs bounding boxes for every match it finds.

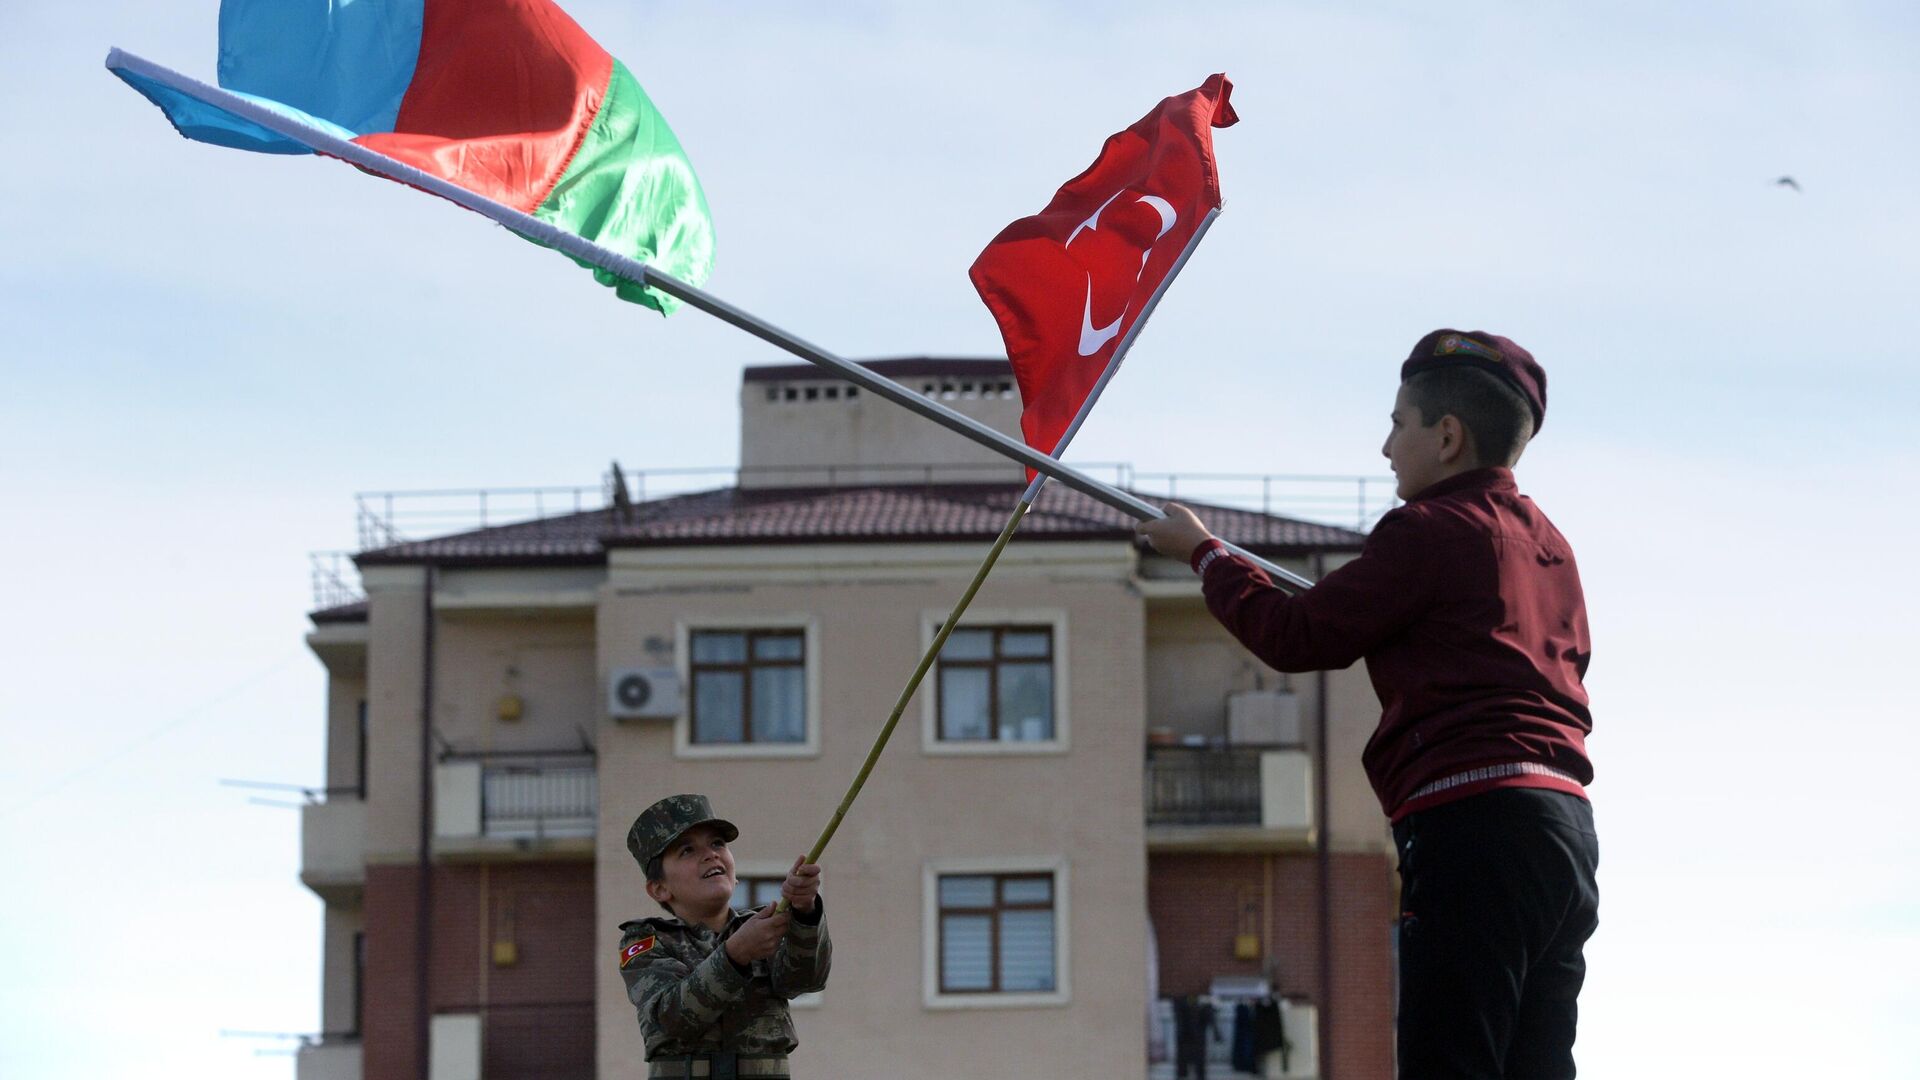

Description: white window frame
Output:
[674,616,822,759]
[731,859,823,1009]
[919,608,1070,756]
[922,856,1070,1009]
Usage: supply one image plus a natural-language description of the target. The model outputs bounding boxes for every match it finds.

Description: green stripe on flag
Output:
[534,60,714,315]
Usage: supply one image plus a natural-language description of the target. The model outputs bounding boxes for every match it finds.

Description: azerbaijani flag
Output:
[109,0,712,314]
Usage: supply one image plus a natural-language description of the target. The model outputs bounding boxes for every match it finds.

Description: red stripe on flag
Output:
[355,0,613,213]
[970,75,1237,471]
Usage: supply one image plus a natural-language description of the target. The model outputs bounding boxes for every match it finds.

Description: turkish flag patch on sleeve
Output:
[620,935,657,968]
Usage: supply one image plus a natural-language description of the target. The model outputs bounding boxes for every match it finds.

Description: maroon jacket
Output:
[1191,467,1593,820]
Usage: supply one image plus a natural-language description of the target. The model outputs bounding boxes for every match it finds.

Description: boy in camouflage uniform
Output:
[618,794,831,1079]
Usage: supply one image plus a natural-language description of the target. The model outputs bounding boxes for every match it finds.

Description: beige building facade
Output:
[298,359,1397,1080]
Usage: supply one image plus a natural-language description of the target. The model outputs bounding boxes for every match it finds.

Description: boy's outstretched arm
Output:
[1138,503,1433,672]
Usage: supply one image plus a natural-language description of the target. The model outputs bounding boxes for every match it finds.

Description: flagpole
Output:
[777,206,1308,908]
[106,51,1142,515]
[105,48,1313,591]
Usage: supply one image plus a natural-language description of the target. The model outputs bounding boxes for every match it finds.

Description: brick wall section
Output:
[1326,853,1397,1080]
[1149,851,1396,1080]
[363,865,424,1080]
[361,862,596,1080]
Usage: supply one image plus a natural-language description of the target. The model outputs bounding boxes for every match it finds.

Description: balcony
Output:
[434,753,596,858]
[301,795,366,901]
[295,1036,362,1080]
[1145,746,1315,851]
[429,1004,593,1080]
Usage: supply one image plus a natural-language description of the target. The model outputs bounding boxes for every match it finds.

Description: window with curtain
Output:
[690,630,806,745]
[934,626,1054,742]
[731,876,786,910]
[937,872,1057,993]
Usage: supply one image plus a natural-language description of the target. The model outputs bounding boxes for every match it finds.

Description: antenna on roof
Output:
[609,460,635,524]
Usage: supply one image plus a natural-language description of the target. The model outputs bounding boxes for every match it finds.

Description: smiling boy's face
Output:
[650,823,737,911]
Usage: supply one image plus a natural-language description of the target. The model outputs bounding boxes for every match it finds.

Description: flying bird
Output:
[1775,176,1802,192]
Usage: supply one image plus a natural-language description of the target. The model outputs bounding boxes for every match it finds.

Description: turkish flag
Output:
[969,75,1237,471]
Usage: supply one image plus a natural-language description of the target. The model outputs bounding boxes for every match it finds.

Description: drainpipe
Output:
[1313,552,1334,1080]
[416,565,437,1076]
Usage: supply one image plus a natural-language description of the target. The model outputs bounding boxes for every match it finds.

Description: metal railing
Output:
[310,551,365,610]
[355,484,607,551]
[1127,470,1397,532]
[315,465,1394,608]
[348,463,1394,553]
[479,757,597,841]
[1145,746,1264,826]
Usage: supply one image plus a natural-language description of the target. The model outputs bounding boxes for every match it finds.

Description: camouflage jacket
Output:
[617,899,831,1059]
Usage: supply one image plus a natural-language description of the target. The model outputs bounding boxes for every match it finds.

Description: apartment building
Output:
[299,358,1398,1080]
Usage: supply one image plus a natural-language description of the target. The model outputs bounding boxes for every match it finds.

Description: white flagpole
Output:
[106,48,1312,592]
[105,50,1145,514]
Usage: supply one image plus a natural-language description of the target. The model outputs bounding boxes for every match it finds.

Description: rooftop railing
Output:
[313,464,1395,609]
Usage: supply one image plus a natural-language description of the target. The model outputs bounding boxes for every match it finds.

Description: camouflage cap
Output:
[626,794,740,870]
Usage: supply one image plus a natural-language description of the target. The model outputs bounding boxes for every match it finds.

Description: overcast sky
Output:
[4,2,1917,1077]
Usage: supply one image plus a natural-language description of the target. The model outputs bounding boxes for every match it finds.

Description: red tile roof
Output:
[352,482,1364,568]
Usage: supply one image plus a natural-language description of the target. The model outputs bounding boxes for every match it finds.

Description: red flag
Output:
[969,75,1237,468]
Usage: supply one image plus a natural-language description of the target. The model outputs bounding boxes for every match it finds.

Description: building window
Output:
[732,870,824,1007]
[937,872,1057,994]
[731,875,786,910]
[936,626,1054,743]
[689,630,806,745]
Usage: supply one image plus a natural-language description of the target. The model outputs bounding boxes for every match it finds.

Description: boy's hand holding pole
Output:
[780,854,821,915]
[724,904,792,966]
[1136,502,1213,562]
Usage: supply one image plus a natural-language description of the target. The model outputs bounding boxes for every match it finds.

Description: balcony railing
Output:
[293,1035,362,1080]
[436,752,596,845]
[1145,746,1263,826]
[483,760,595,840]
[301,796,367,895]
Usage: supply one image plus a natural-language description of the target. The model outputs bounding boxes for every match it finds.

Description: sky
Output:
[3,1,1918,1077]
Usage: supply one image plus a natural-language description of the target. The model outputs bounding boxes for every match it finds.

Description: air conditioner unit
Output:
[608,667,682,720]
[1228,690,1302,746]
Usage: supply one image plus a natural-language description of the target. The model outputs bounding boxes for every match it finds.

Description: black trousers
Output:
[1393,787,1600,1080]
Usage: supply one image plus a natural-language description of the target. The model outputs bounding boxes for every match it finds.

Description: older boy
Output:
[617,794,830,1079]
[1138,330,1599,1079]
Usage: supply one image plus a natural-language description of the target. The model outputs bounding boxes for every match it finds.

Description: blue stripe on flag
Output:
[111,65,360,154]
[216,0,423,147]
